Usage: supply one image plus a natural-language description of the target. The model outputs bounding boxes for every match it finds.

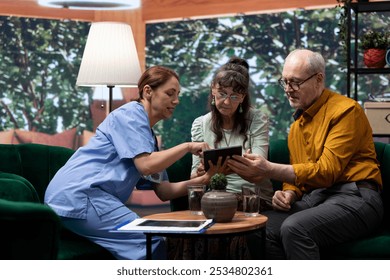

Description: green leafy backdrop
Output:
[0,17,91,133]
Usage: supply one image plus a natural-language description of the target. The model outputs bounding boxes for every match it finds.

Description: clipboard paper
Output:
[113,218,214,234]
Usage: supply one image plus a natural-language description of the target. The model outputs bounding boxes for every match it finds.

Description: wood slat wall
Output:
[142,0,337,22]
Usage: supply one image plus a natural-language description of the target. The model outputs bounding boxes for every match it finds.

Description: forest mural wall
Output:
[146,8,389,148]
[0,17,91,134]
[0,6,389,150]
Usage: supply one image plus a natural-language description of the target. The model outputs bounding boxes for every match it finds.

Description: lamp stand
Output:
[108,85,114,112]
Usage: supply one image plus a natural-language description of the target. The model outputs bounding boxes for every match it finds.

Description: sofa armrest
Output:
[0,172,39,202]
[0,199,61,259]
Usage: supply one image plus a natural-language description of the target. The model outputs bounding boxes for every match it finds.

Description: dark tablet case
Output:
[203,145,242,171]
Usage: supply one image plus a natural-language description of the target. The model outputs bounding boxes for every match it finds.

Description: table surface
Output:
[142,210,268,235]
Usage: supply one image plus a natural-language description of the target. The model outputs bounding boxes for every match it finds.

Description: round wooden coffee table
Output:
[142,210,267,259]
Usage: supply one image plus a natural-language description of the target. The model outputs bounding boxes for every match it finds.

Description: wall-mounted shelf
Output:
[346,1,390,101]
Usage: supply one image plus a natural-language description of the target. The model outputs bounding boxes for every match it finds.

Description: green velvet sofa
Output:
[0,143,114,260]
[1,140,389,260]
[168,139,390,259]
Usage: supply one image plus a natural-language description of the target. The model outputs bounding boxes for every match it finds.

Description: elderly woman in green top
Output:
[191,56,274,211]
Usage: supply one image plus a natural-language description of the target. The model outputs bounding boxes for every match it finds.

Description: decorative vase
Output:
[201,189,237,223]
[363,48,386,68]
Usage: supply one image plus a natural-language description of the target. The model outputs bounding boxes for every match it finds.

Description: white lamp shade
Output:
[76,22,141,88]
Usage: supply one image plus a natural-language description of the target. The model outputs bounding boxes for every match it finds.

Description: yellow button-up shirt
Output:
[283,89,382,198]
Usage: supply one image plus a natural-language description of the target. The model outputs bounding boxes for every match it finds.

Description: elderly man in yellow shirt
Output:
[228,49,383,259]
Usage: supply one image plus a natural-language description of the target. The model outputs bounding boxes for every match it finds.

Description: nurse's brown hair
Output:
[138,66,179,100]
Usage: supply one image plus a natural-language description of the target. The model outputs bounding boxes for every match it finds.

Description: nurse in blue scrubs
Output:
[44,66,213,260]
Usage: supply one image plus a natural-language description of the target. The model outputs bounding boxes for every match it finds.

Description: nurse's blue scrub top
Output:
[44,101,167,219]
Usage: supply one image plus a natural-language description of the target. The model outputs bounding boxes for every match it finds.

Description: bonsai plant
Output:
[201,173,237,223]
[361,30,389,68]
[209,173,228,190]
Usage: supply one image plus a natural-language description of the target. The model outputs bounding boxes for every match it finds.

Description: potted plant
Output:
[201,173,237,223]
[209,173,228,190]
[361,30,389,68]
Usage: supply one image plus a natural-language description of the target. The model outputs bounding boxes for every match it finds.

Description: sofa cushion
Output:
[322,228,390,259]
[80,130,95,146]
[0,129,18,144]
[0,198,60,259]
[14,128,78,150]
[58,237,115,260]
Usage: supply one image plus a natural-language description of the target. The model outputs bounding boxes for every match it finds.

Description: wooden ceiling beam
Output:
[0,0,344,22]
[0,0,94,21]
[141,0,339,22]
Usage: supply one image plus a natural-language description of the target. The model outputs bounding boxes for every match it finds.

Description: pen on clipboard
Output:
[203,221,215,230]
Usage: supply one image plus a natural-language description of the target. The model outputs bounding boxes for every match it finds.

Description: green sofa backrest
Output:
[0,143,74,203]
[268,139,289,191]
[374,142,390,224]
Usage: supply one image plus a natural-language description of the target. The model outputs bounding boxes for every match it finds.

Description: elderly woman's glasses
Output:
[216,92,241,102]
[278,72,319,91]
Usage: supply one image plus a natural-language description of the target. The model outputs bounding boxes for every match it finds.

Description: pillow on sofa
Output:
[0,129,18,144]
[14,128,77,150]
[80,130,95,146]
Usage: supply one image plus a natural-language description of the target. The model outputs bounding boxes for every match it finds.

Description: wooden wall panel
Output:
[141,0,337,22]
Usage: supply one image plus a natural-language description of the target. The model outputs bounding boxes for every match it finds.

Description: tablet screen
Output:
[203,145,242,171]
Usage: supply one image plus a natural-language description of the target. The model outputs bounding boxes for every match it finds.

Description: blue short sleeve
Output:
[98,102,155,159]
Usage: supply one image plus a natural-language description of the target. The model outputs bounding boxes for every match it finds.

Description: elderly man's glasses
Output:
[216,92,241,102]
[278,72,319,91]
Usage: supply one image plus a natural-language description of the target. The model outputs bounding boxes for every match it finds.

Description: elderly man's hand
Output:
[272,190,296,212]
[227,151,267,183]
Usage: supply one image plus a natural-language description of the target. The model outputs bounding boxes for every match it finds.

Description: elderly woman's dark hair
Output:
[138,65,179,100]
[209,56,252,148]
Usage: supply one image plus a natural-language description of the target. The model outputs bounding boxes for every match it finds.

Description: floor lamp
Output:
[76,22,141,113]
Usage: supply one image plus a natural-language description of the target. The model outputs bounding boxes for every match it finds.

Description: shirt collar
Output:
[293,89,329,121]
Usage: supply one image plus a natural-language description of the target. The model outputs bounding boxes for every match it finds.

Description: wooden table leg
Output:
[146,234,152,260]
[261,226,266,259]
